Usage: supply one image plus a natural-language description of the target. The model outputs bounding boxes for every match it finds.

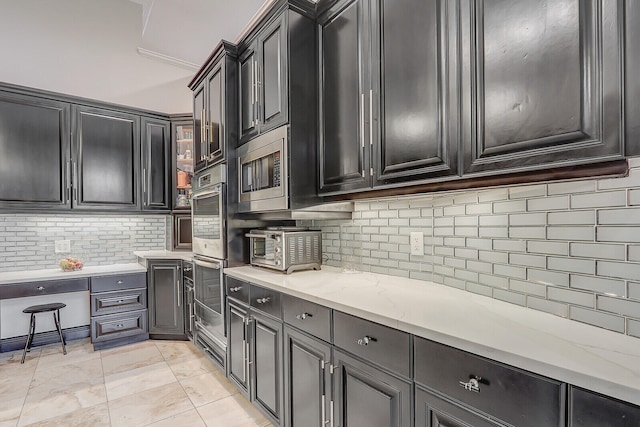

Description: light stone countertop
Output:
[133,250,194,262]
[0,263,147,285]
[225,265,640,407]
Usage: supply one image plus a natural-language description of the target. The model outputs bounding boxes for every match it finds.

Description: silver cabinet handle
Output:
[256,297,270,304]
[369,89,374,147]
[37,286,45,291]
[184,267,192,272]
[459,376,481,393]
[229,286,242,292]
[117,280,123,285]
[296,312,312,320]
[356,335,377,346]
[72,161,78,202]
[360,93,365,149]
[65,160,71,202]
[176,280,181,307]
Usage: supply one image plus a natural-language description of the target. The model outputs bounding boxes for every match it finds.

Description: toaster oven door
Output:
[247,233,280,269]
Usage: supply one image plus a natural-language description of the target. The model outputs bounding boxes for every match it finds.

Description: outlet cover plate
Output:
[54,240,71,253]
[410,232,424,256]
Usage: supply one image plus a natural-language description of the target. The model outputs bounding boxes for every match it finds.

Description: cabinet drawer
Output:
[90,288,147,316]
[282,294,331,342]
[90,273,146,292]
[414,337,565,427]
[333,311,410,378]
[250,284,281,319]
[0,278,89,299]
[91,309,148,343]
[225,276,250,303]
[570,387,640,426]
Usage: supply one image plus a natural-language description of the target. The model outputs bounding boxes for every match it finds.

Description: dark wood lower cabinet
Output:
[147,260,184,339]
[284,326,332,427]
[570,387,640,427]
[416,386,504,427]
[227,298,250,394]
[251,311,283,425]
[227,295,283,426]
[333,349,411,427]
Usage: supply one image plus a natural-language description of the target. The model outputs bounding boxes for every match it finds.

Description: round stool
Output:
[21,302,67,364]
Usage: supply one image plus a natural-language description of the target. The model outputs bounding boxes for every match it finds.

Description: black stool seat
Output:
[21,302,67,363]
[23,302,66,314]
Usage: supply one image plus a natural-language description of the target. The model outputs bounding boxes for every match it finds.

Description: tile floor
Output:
[0,338,273,427]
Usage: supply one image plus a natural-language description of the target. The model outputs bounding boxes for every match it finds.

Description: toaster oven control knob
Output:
[275,260,281,266]
[275,247,281,253]
[275,236,281,243]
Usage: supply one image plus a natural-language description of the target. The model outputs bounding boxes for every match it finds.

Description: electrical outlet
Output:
[410,232,424,256]
[54,240,71,253]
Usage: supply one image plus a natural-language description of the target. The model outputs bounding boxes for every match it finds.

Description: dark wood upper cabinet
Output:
[141,117,170,211]
[239,46,259,143]
[318,0,371,194]
[257,12,288,134]
[372,0,459,185]
[72,105,140,210]
[0,91,71,209]
[462,0,624,175]
[318,0,459,195]
[193,84,207,172]
[188,41,238,173]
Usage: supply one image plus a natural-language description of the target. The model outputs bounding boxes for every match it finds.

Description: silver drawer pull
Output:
[296,312,313,320]
[184,267,192,272]
[229,286,242,292]
[117,280,124,285]
[116,324,124,329]
[117,300,124,304]
[37,286,45,291]
[256,297,270,304]
[459,376,481,393]
[356,335,377,346]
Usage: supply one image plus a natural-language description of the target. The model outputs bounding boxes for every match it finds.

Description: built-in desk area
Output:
[0,264,147,352]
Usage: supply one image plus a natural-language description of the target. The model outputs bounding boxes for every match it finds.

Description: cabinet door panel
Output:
[463,0,623,174]
[415,386,503,427]
[319,0,370,194]
[239,47,259,143]
[193,84,207,172]
[0,92,70,207]
[259,13,288,132]
[570,387,640,426]
[142,118,170,210]
[148,261,183,334]
[374,0,459,185]
[284,327,331,427]
[252,313,283,422]
[207,65,224,163]
[73,106,139,209]
[333,349,410,427]
[227,300,249,393]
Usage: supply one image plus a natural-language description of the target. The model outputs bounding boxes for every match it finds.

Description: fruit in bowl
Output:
[59,257,83,271]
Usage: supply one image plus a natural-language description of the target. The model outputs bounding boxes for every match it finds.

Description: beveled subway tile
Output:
[509,253,546,268]
[527,241,568,256]
[598,207,640,225]
[570,275,626,298]
[629,246,640,262]
[597,295,640,318]
[597,260,640,281]
[629,319,640,339]
[528,269,569,287]
[493,239,527,252]
[527,196,569,212]
[466,282,493,297]
[509,226,546,240]
[547,210,595,225]
[509,212,546,226]
[547,257,595,275]
[546,226,594,241]
[571,191,626,209]
[569,243,626,260]
[597,168,640,190]
[527,296,568,317]
[630,282,640,300]
[548,287,594,308]
[596,226,640,243]
[508,184,546,199]
[494,199,527,214]
[479,274,509,289]
[479,214,508,227]
[494,264,526,280]
[569,306,625,333]
[547,180,596,195]
[493,288,527,306]
[510,279,547,297]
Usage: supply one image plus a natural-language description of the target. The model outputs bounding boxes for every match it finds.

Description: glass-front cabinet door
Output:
[173,119,194,209]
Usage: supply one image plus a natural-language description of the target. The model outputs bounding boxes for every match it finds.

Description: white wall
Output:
[0,0,194,113]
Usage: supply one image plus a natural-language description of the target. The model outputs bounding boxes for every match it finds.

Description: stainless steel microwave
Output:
[237,125,288,213]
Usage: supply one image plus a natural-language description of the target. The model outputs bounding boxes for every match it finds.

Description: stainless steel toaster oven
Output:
[246,227,322,274]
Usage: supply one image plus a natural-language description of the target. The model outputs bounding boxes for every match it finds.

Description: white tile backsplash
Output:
[0,214,167,272]
[302,165,640,339]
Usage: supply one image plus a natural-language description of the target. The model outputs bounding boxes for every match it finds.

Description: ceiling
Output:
[129,0,271,69]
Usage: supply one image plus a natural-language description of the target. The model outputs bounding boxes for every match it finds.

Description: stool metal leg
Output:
[53,309,67,355]
[21,313,36,364]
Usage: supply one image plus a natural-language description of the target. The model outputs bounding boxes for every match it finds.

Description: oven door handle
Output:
[193,259,221,270]
[192,188,222,200]
[245,233,270,239]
